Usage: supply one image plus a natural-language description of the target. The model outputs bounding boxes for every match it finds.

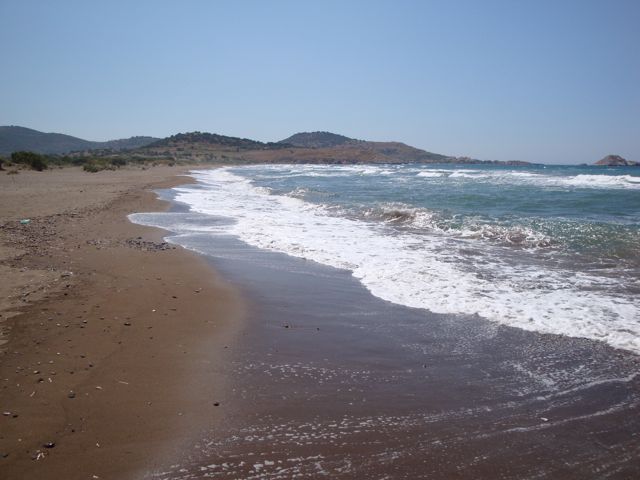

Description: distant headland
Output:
[594,154,639,167]
[0,126,535,166]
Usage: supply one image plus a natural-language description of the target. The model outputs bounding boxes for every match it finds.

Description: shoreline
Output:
[137,183,640,479]
[3,165,639,478]
[0,166,245,479]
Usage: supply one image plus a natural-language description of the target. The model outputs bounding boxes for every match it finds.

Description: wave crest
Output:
[363,203,553,249]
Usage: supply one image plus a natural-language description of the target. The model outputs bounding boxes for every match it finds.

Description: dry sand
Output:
[0,166,245,479]
[5,166,639,480]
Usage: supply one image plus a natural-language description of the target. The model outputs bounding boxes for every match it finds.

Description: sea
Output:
[132,163,640,355]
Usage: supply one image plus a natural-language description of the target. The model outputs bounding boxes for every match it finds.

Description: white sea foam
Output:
[291,164,387,177]
[173,168,640,354]
[558,174,640,189]
[413,168,640,189]
[448,171,488,178]
[258,164,640,190]
[363,203,553,248]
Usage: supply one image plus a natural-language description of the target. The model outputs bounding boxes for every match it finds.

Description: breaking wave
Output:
[167,167,640,354]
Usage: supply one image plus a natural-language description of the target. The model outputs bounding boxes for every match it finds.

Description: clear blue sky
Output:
[1,0,638,164]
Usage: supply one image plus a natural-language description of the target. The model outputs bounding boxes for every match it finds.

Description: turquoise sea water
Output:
[246,164,640,261]
[135,164,640,353]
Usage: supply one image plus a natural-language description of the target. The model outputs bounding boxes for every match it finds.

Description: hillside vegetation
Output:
[279,131,357,148]
[0,126,158,155]
[137,131,457,164]
[1,126,535,166]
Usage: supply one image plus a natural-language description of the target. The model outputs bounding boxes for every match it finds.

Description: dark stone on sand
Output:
[67,391,75,399]
[43,442,55,449]
[124,322,131,326]
[125,237,174,252]
[213,402,220,406]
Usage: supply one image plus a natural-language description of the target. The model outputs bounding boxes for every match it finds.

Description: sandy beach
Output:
[0,166,245,479]
[2,166,639,479]
[3,0,638,477]
[140,228,640,479]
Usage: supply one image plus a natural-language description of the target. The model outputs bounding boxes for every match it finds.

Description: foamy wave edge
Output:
[171,167,640,355]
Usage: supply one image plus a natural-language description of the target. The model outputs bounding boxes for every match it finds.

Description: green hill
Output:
[279,131,358,148]
[0,126,158,155]
[1,126,535,166]
[147,131,286,150]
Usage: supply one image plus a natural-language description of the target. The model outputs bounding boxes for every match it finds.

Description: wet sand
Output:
[139,204,640,479]
[0,167,245,479]
[3,167,639,479]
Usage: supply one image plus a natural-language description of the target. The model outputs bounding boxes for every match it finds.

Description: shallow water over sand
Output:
[132,203,640,479]
[168,165,640,354]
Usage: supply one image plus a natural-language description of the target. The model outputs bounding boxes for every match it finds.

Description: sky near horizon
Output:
[0,1,638,164]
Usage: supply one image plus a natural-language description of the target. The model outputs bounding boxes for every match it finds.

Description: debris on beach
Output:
[32,451,46,461]
[123,238,174,251]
